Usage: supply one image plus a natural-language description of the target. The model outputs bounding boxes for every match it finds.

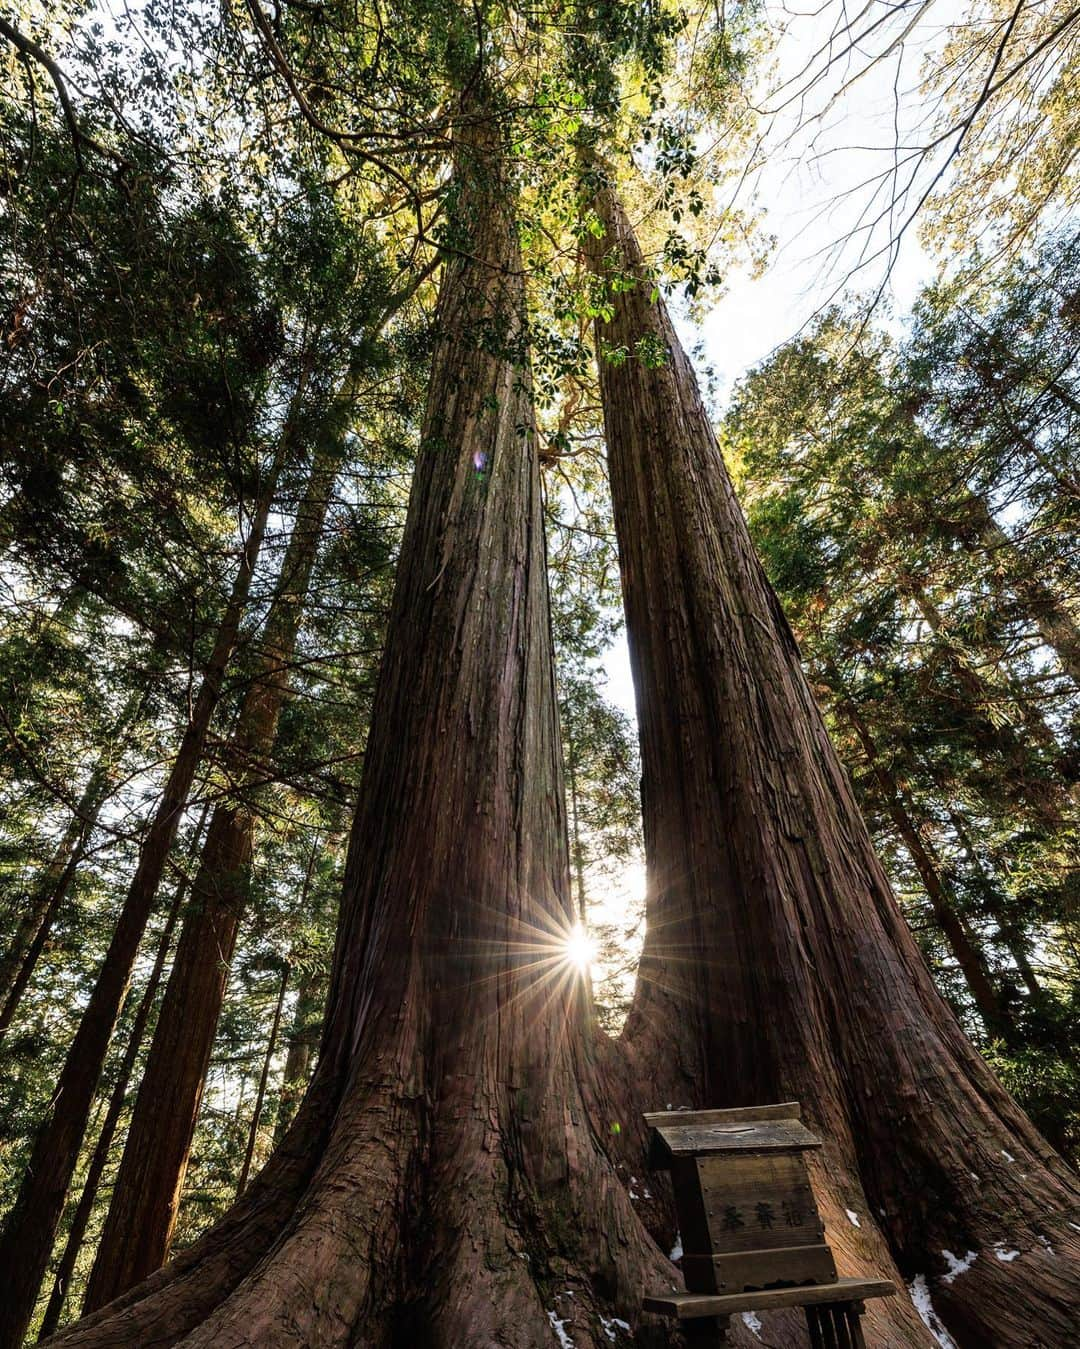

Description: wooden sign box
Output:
[645,1102,837,1294]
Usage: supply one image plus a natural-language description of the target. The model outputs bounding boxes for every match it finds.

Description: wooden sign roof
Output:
[645,1103,823,1169]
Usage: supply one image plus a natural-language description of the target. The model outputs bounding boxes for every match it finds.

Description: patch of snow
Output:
[940,1250,977,1284]
[845,1209,861,1228]
[1001,1150,1016,1163]
[642,1188,653,1200]
[599,1314,631,1342]
[908,1275,960,1349]
[994,1245,1020,1262]
[548,1310,575,1349]
[1037,1235,1055,1256]
[742,1311,763,1337]
[1069,1222,1080,1233]
[670,1232,684,1261]
[969,1173,980,1183]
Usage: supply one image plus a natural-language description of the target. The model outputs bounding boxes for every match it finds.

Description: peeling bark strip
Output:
[45,99,669,1349]
[586,180,1080,1347]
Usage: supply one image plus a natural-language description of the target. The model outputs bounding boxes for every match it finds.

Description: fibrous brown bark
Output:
[0,443,287,1349]
[83,432,341,1312]
[44,102,672,1349]
[586,180,1080,1348]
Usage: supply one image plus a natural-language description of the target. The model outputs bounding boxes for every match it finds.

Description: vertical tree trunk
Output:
[945,806,1043,999]
[905,583,1072,830]
[272,847,324,1145]
[0,800,95,1023]
[960,491,1080,684]
[0,440,288,1349]
[82,432,341,1311]
[272,967,319,1140]
[234,962,289,1197]
[838,697,1008,1038]
[586,180,1080,1348]
[43,99,672,1349]
[567,744,589,922]
[36,839,199,1341]
[0,686,150,1033]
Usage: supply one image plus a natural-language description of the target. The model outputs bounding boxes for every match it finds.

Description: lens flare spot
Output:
[564,921,597,976]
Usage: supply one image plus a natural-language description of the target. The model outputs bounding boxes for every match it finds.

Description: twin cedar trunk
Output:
[29,141,1078,1347]
[46,108,665,1349]
[83,434,342,1311]
[586,181,1080,1347]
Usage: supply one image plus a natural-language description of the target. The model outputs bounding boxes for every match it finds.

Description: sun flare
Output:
[564,921,597,976]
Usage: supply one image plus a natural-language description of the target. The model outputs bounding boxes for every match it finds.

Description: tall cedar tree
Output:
[0,440,287,1349]
[83,429,344,1308]
[44,100,668,1349]
[585,178,1080,1347]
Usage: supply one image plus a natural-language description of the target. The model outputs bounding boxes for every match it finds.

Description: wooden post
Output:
[807,1302,864,1349]
[846,1301,868,1349]
[684,1314,728,1346]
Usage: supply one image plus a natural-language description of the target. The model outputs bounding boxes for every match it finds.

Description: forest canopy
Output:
[0,0,1077,1346]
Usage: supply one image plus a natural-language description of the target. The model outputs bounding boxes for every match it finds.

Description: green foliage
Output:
[728,242,1080,1155]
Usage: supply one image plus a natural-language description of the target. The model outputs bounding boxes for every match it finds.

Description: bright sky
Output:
[601,0,961,721]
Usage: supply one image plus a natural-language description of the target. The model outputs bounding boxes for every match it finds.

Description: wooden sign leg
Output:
[846,1301,868,1349]
[806,1305,840,1349]
[819,1311,841,1349]
[683,1314,730,1346]
[830,1305,854,1349]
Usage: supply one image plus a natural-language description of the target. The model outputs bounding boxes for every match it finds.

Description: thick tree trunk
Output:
[36,850,196,1341]
[44,102,674,1349]
[586,181,1080,1348]
[82,434,340,1312]
[0,443,287,1349]
[567,744,589,922]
